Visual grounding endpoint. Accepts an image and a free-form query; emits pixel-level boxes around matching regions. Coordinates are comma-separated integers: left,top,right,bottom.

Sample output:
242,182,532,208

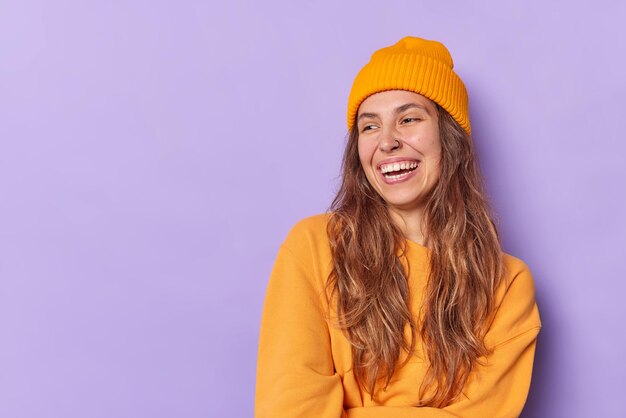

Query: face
356,90,441,214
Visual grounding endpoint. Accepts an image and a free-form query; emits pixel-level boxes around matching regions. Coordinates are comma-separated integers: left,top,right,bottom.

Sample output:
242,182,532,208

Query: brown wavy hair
325,103,504,407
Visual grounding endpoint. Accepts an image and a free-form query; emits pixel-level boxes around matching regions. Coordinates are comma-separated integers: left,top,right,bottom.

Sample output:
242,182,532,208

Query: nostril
380,138,401,151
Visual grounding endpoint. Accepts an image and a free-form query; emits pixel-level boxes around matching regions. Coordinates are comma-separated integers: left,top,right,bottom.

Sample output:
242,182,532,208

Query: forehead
358,90,435,114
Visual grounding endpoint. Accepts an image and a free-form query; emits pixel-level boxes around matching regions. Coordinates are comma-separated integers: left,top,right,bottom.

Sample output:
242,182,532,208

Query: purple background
1,1,624,417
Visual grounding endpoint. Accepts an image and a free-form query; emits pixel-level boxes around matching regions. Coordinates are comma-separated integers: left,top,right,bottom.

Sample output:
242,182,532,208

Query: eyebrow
357,103,430,122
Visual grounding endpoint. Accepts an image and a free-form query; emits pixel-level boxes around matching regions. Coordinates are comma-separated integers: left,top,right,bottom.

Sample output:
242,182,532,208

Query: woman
255,36,541,417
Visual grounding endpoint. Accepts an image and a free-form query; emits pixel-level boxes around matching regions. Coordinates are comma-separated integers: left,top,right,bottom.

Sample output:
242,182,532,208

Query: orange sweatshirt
255,214,541,418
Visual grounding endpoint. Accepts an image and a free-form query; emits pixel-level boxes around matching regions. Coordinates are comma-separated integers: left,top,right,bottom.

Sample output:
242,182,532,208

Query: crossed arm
255,240,541,418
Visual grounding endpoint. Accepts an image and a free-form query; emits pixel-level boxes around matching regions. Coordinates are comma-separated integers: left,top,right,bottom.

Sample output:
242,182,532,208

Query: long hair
325,104,504,407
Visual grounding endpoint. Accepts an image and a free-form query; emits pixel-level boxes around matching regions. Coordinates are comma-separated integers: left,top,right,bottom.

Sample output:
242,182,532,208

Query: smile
380,160,418,173
378,160,421,183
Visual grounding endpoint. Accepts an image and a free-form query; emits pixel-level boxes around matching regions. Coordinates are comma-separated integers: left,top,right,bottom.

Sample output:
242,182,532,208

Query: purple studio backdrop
1,1,624,417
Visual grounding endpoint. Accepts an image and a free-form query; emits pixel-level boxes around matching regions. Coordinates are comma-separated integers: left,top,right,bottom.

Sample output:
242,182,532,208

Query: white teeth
380,161,419,174
386,171,410,180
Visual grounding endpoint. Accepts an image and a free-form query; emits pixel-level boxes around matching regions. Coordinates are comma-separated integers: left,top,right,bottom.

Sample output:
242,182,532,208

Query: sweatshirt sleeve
345,257,542,418
255,241,347,418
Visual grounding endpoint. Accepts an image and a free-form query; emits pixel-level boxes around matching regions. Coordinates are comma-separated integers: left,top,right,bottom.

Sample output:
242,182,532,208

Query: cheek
423,127,441,148
420,132,442,159
356,142,367,168
357,140,375,165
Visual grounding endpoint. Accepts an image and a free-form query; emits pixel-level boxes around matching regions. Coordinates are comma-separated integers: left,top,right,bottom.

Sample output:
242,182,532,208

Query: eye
361,124,378,132
401,117,421,124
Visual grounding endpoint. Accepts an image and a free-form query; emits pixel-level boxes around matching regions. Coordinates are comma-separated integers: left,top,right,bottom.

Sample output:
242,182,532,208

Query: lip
377,160,421,185
376,156,421,171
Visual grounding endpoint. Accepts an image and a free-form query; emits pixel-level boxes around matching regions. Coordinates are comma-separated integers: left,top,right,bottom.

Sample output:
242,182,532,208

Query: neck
387,206,426,246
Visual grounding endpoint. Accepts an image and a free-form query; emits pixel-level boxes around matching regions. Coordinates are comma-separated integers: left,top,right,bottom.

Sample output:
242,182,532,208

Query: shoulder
485,252,542,347
278,213,333,268
282,213,332,250
499,253,537,301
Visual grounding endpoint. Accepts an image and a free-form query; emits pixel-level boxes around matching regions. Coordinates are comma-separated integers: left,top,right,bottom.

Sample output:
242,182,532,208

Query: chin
381,191,422,204
383,198,424,212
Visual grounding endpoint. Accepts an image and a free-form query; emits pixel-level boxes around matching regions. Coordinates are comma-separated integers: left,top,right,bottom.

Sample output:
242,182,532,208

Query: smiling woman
255,36,541,418
356,91,442,243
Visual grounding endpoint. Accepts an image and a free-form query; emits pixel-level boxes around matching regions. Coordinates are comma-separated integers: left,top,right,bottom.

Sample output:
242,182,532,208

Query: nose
379,130,401,152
